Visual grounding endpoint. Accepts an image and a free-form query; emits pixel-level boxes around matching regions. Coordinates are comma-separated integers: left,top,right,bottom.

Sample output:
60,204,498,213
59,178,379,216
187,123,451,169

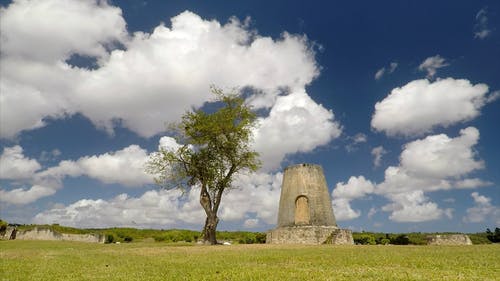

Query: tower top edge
284,163,322,171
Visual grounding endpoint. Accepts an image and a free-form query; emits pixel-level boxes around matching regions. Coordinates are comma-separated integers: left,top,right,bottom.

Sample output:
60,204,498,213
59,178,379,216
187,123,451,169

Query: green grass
1,241,499,280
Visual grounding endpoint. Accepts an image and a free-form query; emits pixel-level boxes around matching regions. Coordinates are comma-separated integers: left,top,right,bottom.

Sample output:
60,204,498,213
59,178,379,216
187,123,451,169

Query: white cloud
400,127,484,179
33,171,283,229
374,62,397,80
371,146,387,168
0,0,127,138
219,172,282,225
1,2,325,139
353,133,367,144
0,185,56,205
0,0,127,62
381,191,447,222
375,128,489,222
333,176,374,200
0,146,41,180
345,133,367,152
35,145,154,188
243,218,260,228
463,192,500,223
474,8,492,39
252,90,342,171
418,55,448,78
371,78,492,137
77,145,153,186
374,68,385,80
0,142,161,205
332,198,361,221
332,176,375,221
33,188,205,228
367,207,377,219
378,127,487,194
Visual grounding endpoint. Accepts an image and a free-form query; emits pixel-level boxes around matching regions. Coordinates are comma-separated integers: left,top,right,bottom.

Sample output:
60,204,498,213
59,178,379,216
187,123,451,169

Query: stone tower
267,163,353,244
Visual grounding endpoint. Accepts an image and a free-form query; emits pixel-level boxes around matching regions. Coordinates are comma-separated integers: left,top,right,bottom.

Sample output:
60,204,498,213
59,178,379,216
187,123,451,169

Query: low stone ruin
426,234,472,245
1,226,105,243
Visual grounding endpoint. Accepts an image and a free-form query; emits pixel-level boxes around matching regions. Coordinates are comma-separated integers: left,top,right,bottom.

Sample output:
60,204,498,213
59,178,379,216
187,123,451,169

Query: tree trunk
199,187,219,245
202,213,219,245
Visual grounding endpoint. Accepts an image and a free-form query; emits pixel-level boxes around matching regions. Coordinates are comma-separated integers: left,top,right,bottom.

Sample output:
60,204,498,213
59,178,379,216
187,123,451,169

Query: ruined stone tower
267,163,353,244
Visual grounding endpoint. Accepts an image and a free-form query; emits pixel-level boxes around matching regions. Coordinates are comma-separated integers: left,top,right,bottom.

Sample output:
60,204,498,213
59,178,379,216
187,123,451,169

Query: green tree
147,87,260,245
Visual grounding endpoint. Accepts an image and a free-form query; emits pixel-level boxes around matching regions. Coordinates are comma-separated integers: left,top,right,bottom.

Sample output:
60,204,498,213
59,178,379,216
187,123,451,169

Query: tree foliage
486,227,500,243
146,87,260,244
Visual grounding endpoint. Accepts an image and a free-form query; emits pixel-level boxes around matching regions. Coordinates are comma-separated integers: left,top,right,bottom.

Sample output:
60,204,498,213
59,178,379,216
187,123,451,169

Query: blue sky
0,0,499,233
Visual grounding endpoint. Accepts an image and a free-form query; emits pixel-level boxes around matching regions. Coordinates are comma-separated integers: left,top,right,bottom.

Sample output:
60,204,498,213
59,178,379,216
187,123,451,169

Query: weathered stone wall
1,227,104,243
267,226,353,245
277,164,336,227
426,234,472,245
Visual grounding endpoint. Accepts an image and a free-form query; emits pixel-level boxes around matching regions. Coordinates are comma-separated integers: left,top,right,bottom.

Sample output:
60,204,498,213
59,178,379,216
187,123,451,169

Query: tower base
266,226,354,245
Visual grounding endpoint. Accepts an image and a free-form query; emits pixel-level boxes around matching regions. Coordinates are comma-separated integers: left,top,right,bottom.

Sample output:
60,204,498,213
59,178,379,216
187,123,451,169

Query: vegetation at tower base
146,87,260,245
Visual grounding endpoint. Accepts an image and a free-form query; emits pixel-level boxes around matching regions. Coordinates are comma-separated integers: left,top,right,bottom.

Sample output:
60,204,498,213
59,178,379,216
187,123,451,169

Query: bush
105,234,115,244
380,238,390,245
469,233,492,244
486,228,500,243
354,233,376,245
0,219,7,235
391,235,410,245
124,236,133,243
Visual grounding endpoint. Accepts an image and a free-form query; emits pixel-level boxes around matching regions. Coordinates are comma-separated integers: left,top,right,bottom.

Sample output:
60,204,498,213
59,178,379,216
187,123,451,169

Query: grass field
1,241,498,281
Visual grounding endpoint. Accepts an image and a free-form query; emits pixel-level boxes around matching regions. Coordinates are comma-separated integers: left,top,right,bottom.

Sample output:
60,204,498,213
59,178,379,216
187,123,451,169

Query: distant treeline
1,220,498,245
352,231,495,245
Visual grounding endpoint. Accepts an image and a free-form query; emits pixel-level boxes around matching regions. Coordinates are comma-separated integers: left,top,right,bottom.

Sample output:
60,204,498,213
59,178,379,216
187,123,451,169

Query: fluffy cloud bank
333,127,490,222
463,192,500,224
0,146,41,180
0,143,158,205
332,176,374,221
0,0,333,140
371,78,494,137
33,171,282,229
253,90,341,170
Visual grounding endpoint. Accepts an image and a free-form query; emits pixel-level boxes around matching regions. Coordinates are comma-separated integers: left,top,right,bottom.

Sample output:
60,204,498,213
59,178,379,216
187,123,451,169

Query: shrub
391,234,410,245
124,236,133,243
486,228,500,243
469,233,492,244
105,234,115,244
0,219,7,235
380,238,390,245
354,233,376,245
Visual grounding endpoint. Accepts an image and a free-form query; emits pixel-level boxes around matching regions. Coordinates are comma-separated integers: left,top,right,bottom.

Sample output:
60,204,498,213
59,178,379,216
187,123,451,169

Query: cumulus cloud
0,0,127,138
378,127,487,194
332,176,375,221
418,55,448,78
371,146,387,168
0,146,41,180
374,62,398,80
0,185,56,205
381,190,452,222
399,127,484,179
474,8,492,39
375,128,489,222
371,78,493,137
336,128,489,222
345,133,367,152
33,188,205,228
0,142,164,205
463,192,500,224
1,1,327,139
252,90,341,171
33,171,283,229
